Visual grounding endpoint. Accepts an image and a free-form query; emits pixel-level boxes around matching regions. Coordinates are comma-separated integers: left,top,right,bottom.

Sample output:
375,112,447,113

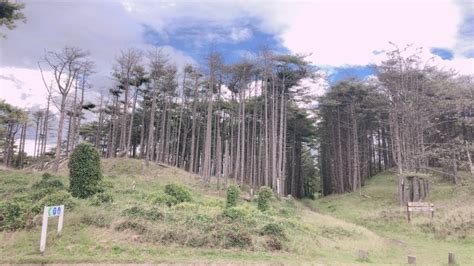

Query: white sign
40,205,64,253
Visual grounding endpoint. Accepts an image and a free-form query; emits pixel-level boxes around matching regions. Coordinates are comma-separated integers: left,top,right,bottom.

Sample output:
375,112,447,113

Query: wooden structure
407,202,434,222
401,175,430,203
407,255,416,264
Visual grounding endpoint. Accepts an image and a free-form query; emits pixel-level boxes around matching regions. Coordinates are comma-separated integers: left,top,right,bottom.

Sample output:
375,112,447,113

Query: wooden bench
407,202,434,222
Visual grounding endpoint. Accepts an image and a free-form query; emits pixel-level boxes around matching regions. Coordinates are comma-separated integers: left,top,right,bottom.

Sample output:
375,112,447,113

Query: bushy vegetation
164,183,192,206
260,223,287,240
226,185,240,208
257,186,273,211
68,143,103,198
32,173,65,190
0,199,32,231
32,190,75,213
89,191,114,206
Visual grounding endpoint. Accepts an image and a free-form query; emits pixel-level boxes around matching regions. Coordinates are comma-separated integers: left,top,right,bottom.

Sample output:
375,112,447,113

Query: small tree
68,142,103,198
226,185,240,208
257,186,273,211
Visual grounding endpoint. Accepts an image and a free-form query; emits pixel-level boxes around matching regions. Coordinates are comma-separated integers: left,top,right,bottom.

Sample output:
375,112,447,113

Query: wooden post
39,207,48,253
407,204,411,222
448,252,455,265
407,255,416,264
357,249,368,261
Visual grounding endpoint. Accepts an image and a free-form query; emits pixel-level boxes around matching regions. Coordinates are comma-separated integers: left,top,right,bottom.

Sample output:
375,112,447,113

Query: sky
0,0,473,154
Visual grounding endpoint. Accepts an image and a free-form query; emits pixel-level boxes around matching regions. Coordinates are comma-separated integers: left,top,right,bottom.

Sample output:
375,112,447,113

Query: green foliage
115,220,148,234
172,202,198,211
31,173,65,191
164,183,192,205
80,213,111,228
226,185,240,208
223,225,253,249
260,223,287,240
0,199,31,231
0,0,26,31
32,191,75,214
89,191,114,206
257,186,273,211
148,191,176,207
68,143,103,199
121,206,163,222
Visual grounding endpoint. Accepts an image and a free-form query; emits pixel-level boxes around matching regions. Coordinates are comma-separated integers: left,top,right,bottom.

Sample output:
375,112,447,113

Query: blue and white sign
40,204,64,253
48,205,62,217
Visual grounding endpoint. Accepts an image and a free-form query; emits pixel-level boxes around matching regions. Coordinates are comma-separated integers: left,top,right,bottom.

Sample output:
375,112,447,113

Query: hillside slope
0,158,472,264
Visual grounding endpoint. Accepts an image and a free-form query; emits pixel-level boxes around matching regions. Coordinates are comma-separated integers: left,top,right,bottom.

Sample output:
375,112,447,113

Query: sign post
40,205,64,253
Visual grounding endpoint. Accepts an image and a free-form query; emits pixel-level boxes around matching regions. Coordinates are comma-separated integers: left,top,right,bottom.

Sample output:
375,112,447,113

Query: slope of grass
305,170,474,265
1,158,472,264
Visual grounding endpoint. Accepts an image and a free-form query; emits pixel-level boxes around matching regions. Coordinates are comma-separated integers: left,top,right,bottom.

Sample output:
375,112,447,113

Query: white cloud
274,0,462,66
230,27,252,42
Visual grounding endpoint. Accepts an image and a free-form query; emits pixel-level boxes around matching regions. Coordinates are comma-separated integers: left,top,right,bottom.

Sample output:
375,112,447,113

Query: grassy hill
0,158,472,264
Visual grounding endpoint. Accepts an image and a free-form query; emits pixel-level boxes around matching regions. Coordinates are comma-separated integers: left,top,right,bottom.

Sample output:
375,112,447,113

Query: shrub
115,220,148,234
148,191,175,207
260,223,287,240
89,191,114,206
164,183,192,205
224,226,253,248
257,186,273,211
172,202,199,211
226,185,240,208
33,191,75,214
0,200,32,231
265,236,283,251
68,143,103,198
32,173,65,191
222,206,249,221
80,213,111,228
121,206,163,222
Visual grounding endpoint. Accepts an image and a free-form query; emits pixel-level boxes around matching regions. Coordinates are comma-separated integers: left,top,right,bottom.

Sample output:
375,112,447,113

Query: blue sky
1,0,473,111
0,0,473,155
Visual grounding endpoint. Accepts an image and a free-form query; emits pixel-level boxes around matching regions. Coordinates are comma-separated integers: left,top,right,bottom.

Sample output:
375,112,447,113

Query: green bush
121,206,163,222
115,220,148,234
68,143,103,198
224,225,253,248
260,223,287,239
148,191,175,207
222,206,248,221
226,185,240,208
80,213,111,228
32,173,65,191
172,202,199,211
89,191,114,206
164,183,192,205
0,200,32,231
257,186,273,211
33,190,75,214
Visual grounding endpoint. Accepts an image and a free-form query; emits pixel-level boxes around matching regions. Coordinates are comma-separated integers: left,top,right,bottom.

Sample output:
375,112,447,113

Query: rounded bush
226,185,240,208
257,186,273,212
68,143,103,198
260,223,287,239
164,183,192,205
32,173,65,191
0,200,31,231
89,191,114,206
33,190,75,213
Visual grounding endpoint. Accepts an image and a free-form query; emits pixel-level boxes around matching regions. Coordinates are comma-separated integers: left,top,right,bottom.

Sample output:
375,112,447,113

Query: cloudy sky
0,0,473,153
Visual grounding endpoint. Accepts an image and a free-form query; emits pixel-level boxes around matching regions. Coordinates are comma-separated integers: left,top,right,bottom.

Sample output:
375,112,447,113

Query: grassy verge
1,158,472,264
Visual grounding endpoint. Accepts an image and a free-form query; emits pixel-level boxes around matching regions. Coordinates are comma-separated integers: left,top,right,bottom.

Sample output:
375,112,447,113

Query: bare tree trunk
53,97,67,172
126,88,138,157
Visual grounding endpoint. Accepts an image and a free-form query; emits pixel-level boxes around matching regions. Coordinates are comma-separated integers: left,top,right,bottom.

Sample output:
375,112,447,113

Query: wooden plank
408,207,434,212
407,202,433,207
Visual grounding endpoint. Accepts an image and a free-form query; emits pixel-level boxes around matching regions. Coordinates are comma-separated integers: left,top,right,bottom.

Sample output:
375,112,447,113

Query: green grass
1,159,473,264
305,170,474,265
